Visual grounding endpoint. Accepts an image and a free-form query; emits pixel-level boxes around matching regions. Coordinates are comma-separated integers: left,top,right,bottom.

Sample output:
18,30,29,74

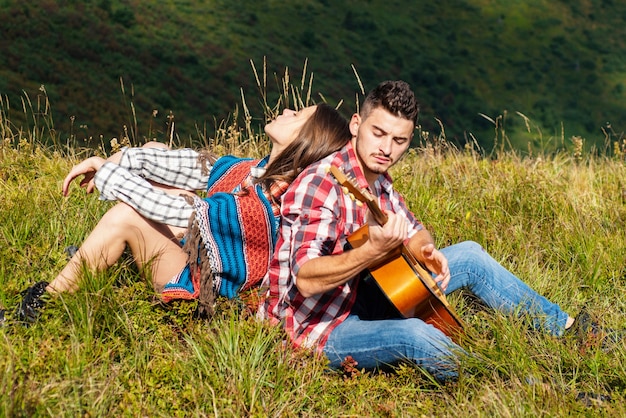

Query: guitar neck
328,166,388,226
364,200,388,226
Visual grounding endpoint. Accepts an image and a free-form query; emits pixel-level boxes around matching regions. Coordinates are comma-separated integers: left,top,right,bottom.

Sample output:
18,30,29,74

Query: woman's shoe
15,281,49,324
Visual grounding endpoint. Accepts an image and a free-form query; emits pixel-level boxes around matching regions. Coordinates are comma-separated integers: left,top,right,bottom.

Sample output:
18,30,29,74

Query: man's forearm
296,241,391,298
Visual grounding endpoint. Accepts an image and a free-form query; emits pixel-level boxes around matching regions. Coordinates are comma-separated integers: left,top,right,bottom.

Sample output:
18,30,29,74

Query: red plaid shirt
259,141,422,352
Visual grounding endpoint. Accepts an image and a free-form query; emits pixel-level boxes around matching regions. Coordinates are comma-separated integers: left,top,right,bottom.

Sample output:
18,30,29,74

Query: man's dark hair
361,80,419,125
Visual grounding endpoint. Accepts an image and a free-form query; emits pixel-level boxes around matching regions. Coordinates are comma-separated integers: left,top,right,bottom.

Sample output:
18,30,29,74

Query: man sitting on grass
259,80,619,382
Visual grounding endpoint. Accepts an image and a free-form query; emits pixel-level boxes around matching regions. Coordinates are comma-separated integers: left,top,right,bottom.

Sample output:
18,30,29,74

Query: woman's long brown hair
257,103,350,193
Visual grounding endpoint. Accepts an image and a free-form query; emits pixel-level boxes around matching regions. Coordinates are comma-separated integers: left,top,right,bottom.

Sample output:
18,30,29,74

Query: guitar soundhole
344,241,401,320
352,272,403,320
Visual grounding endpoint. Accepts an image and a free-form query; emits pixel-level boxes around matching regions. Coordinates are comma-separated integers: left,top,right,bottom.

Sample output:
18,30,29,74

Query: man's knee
457,240,483,253
444,240,485,262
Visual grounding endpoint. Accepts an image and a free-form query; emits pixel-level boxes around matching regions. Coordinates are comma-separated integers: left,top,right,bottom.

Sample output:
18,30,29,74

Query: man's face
350,107,414,182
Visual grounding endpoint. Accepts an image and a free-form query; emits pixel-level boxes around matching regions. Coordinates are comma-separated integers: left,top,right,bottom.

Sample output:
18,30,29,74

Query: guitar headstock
328,166,372,202
329,165,387,225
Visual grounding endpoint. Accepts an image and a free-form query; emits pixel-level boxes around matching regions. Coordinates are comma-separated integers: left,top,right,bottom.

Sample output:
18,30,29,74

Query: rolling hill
1,0,625,151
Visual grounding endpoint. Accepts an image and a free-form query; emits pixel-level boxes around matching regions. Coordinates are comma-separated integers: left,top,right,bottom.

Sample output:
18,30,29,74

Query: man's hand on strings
407,229,451,291
365,209,408,260
420,244,450,291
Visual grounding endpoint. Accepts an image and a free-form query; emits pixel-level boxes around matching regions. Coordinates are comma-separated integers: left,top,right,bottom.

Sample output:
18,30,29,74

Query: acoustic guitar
330,166,464,343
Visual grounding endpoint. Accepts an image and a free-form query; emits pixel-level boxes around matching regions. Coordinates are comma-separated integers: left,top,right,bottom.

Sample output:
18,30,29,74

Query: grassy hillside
1,116,626,415
2,0,626,151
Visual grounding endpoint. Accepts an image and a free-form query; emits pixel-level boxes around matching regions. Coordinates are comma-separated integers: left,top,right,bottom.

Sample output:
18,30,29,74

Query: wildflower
572,135,583,162
110,137,120,153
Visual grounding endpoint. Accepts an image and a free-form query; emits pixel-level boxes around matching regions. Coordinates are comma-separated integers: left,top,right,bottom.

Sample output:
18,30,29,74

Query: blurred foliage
1,0,626,152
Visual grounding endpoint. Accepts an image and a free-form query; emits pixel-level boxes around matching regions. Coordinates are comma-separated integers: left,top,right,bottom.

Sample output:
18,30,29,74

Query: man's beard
365,153,392,175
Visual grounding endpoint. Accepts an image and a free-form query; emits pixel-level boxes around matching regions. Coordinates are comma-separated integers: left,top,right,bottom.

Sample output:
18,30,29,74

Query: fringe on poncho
163,155,278,318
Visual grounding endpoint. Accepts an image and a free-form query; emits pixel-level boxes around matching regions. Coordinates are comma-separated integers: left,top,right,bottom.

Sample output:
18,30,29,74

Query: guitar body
348,225,464,343
328,165,464,343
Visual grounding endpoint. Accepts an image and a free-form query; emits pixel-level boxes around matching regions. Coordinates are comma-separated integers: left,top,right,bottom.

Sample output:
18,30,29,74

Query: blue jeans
323,241,570,381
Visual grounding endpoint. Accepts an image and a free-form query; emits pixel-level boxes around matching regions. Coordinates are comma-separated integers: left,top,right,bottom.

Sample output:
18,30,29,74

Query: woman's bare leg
48,202,188,294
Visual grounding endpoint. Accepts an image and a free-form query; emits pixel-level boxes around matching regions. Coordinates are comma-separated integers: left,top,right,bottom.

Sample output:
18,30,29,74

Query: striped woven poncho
161,155,281,316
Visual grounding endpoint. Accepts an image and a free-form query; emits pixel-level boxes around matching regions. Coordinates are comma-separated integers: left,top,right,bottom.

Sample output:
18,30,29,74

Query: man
259,80,604,382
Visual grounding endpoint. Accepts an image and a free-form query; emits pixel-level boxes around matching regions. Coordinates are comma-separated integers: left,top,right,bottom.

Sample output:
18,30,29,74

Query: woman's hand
62,156,106,196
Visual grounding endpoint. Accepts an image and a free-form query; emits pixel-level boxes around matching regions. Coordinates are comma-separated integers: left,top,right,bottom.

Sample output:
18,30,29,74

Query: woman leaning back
11,103,351,322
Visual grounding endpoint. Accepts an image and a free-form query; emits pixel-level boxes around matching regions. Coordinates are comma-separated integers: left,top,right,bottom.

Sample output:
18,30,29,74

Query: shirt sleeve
118,147,210,191
282,173,343,278
94,162,194,228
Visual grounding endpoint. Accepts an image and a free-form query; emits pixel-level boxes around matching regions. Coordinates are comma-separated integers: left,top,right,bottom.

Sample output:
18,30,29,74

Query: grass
1,83,626,416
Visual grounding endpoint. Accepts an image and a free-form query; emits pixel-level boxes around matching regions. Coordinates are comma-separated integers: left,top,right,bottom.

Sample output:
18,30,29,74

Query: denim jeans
323,241,570,381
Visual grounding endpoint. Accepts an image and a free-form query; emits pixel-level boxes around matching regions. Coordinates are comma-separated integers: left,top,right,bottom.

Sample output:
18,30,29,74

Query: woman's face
264,105,317,151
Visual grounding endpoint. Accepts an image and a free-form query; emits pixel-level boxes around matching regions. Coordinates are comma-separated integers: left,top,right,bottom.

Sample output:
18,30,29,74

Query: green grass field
1,91,626,416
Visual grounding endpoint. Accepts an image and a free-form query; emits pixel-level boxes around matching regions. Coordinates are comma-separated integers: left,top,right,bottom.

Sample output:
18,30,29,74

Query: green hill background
2,0,626,151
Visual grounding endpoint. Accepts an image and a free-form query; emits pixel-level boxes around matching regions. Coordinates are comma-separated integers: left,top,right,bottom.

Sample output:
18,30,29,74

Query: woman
14,104,351,322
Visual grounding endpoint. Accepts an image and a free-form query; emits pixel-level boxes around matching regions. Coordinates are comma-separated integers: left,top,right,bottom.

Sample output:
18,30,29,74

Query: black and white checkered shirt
93,147,211,228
